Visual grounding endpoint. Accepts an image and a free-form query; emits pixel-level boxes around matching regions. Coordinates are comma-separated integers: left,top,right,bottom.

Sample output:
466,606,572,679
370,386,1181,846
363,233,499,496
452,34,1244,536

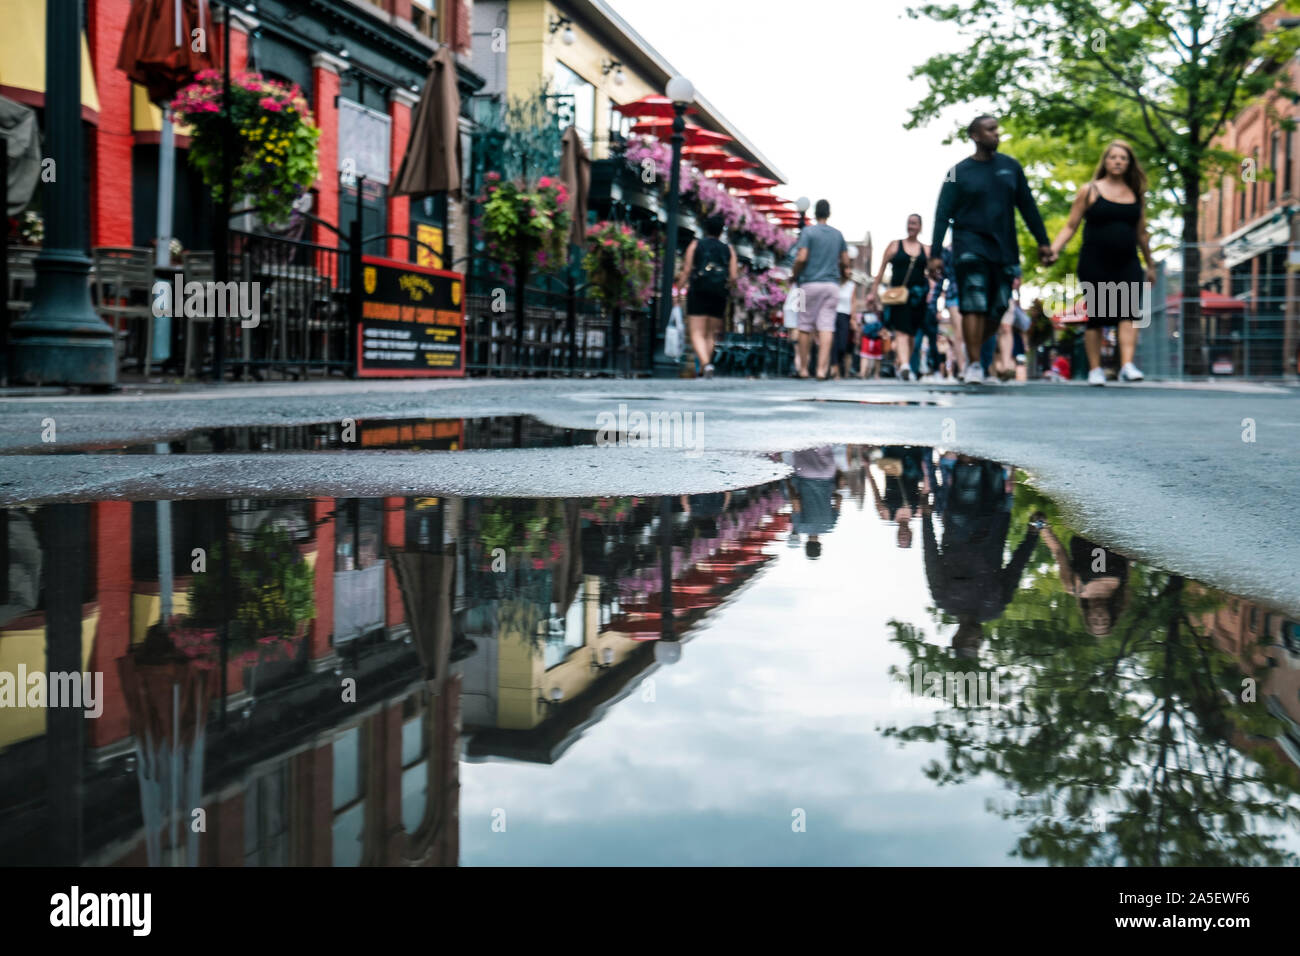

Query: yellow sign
451,280,461,306
416,224,444,269
363,266,377,294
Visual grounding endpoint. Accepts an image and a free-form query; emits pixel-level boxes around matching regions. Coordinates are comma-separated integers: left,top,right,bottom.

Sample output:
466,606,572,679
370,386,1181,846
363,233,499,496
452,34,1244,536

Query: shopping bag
664,305,686,359
782,286,801,329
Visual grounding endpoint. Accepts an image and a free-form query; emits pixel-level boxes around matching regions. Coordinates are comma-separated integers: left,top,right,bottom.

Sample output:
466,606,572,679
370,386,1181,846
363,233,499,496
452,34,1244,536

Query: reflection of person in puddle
921,457,1041,657
1035,513,1129,636
681,491,731,540
786,446,840,558
867,445,932,548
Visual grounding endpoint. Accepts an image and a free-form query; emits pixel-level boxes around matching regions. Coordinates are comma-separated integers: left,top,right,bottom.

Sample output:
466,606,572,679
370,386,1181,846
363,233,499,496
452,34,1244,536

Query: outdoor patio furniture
93,246,155,372
5,245,41,318
181,250,215,378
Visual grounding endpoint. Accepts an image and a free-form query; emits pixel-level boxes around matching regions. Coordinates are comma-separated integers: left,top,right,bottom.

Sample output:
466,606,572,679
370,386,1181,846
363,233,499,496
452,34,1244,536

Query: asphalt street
1,376,1296,613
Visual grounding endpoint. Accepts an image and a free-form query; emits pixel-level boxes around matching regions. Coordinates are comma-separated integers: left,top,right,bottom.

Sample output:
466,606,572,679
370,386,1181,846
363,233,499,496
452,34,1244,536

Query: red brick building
2,0,481,263
1197,4,1300,376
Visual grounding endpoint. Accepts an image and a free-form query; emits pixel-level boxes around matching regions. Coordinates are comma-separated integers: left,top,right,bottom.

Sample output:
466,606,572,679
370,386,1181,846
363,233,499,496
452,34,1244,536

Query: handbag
880,242,920,306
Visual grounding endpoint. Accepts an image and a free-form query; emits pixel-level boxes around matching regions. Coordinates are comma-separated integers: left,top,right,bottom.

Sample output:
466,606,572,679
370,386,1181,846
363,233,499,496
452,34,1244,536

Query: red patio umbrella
615,95,697,119
718,156,757,172
630,120,735,148
681,145,733,169
710,173,778,189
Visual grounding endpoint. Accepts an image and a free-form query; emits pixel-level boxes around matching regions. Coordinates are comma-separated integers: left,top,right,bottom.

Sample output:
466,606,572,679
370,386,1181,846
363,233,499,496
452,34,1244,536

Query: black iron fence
459,254,652,376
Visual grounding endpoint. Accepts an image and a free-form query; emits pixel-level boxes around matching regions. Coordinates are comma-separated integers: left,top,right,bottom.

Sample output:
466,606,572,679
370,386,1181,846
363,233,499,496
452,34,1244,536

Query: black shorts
954,253,1017,321
832,312,852,362
686,288,727,319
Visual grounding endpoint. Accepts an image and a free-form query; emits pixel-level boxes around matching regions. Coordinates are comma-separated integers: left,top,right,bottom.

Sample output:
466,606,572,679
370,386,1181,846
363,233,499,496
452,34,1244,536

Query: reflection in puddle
25,416,595,455
1,446,1298,865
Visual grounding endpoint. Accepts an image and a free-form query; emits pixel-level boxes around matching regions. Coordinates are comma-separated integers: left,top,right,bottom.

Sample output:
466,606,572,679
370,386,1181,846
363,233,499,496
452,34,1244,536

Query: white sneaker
1088,367,1107,386
962,363,985,384
1119,362,1144,382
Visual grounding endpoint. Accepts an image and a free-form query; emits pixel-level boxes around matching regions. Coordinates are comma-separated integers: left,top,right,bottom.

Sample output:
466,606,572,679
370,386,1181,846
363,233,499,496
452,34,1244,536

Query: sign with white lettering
356,255,464,378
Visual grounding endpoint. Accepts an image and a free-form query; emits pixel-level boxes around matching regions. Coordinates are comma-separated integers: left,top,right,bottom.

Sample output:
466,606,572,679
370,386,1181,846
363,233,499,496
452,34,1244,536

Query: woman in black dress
869,214,930,381
1050,140,1156,385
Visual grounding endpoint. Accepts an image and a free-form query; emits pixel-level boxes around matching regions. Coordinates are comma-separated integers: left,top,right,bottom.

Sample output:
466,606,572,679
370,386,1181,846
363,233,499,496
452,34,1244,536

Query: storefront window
554,62,595,150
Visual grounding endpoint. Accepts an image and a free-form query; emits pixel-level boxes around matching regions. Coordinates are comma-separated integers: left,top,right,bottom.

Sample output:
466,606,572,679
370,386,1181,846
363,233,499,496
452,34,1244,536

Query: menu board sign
356,255,465,377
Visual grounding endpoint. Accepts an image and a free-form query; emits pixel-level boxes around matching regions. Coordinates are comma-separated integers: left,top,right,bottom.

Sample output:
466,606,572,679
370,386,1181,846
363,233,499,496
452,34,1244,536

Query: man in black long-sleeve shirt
929,115,1055,384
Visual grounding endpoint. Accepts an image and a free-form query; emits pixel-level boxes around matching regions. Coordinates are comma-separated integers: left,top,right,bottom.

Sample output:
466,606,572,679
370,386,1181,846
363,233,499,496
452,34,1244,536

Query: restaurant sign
356,256,465,377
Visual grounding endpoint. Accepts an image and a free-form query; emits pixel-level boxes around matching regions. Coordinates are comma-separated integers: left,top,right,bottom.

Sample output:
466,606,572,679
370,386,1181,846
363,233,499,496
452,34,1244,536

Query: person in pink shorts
791,199,851,379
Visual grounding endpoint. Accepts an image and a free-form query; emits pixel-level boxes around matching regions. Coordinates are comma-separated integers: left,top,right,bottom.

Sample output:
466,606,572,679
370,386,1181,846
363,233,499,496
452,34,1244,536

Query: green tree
886,487,1300,864
907,0,1300,373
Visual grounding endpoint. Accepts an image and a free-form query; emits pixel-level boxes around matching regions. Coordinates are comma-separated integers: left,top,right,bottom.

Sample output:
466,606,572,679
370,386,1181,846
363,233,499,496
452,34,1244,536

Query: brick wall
87,0,134,246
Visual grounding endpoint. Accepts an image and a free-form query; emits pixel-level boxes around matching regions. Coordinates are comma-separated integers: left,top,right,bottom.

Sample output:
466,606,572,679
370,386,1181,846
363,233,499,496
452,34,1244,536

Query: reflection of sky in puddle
461,499,1031,865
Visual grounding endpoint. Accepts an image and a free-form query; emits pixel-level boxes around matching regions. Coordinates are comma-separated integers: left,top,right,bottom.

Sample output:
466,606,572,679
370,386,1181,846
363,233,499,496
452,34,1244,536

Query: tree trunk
1181,169,1206,377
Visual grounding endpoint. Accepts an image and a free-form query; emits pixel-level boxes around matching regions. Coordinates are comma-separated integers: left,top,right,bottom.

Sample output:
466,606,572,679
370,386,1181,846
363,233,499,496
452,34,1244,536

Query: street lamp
655,75,694,375
9,0,116,386
795,196,811,232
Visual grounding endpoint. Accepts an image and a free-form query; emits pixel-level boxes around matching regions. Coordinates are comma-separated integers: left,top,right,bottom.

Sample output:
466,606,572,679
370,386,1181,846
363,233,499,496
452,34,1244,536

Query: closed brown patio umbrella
393,46,463,201
116,0,222,104
559,125,589,246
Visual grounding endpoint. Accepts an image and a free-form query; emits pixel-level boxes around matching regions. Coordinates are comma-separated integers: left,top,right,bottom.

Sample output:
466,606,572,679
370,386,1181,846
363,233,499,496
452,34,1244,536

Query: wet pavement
3,377,1298,616
2,440,1298,866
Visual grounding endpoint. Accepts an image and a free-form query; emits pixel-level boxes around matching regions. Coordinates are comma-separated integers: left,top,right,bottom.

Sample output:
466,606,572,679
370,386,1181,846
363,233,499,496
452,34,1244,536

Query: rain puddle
1,446,1298,866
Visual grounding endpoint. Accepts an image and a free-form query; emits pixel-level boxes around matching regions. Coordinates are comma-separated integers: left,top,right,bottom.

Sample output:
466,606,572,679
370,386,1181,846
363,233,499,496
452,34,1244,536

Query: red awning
709,172,778,189
1166,290,1244,312
615,95,696,119
1052,289,1243,325
681,145,732,169
629,119,735,148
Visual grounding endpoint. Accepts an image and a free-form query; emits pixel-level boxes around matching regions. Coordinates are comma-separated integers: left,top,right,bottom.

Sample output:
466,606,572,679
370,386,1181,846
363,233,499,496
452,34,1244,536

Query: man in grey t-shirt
791,199,850,379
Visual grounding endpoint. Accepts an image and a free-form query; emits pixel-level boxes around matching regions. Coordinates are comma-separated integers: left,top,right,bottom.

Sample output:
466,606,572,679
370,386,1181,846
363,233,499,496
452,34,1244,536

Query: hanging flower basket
170,69,320,226
184,524,315,666
582,221,656,310
477,173,572,277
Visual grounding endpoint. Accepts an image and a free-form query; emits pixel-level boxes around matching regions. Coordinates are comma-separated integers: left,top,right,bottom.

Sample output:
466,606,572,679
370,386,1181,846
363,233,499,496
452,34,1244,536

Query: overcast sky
608,0,976,263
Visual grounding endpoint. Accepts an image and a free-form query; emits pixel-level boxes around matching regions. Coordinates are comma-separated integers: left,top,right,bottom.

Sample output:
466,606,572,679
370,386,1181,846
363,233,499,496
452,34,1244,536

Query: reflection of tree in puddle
885,477,1300,866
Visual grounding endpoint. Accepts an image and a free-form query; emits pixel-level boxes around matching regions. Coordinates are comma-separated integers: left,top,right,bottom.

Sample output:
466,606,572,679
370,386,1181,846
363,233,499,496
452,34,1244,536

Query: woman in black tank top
869,214,929,380
1049,140,1156,385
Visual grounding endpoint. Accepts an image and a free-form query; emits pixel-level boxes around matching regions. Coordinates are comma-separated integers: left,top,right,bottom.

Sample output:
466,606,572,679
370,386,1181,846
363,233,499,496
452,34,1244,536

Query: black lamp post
654,75,694,376
9,0,116,386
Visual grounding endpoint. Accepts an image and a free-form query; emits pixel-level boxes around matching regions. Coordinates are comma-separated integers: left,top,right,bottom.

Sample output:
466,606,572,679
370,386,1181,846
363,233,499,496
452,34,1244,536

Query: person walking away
832,275,858,378
870,214,929,381
677,213,737,378
937,244,965,376
912,258,943,380
1048,140,1155,385
791,199,851,380
930,115,1055,384
859,321,884,378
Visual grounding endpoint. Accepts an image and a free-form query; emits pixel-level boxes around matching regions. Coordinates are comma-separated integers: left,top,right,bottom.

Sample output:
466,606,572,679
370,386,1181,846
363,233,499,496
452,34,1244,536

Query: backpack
692,239,730,297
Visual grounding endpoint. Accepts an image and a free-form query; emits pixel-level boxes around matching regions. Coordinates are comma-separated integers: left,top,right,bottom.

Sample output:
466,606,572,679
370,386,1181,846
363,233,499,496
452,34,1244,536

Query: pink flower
486,171,501,182
260,97,282,112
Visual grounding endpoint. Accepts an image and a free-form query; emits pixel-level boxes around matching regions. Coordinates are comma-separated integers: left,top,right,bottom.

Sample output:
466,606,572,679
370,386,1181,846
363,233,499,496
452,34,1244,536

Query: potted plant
583,221,656,310
170,69,320,226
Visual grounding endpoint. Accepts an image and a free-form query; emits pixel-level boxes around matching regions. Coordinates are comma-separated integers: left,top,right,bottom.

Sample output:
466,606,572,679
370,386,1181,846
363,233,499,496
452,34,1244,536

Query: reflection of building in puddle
460,487,787,764
1196,591,1300,771
0,495,464,866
